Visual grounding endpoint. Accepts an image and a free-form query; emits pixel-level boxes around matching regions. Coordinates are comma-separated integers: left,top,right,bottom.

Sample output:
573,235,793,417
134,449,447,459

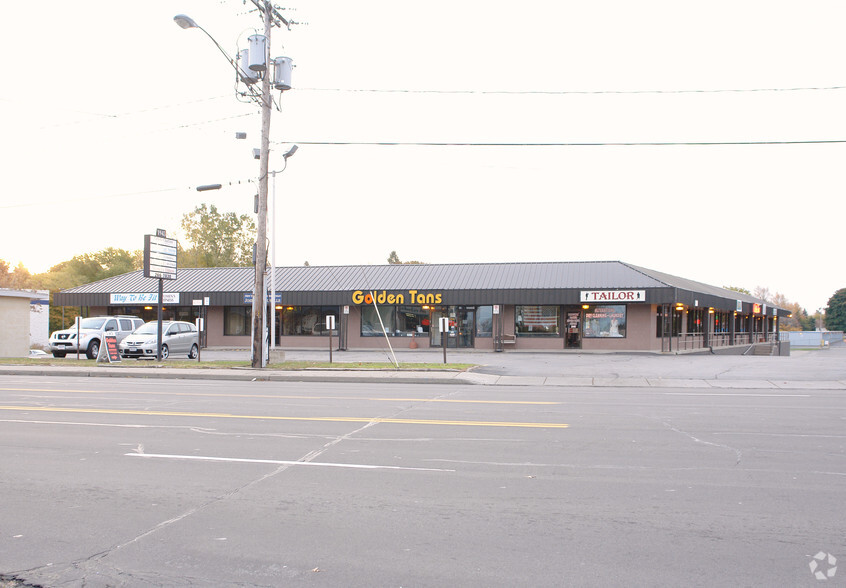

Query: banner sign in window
583,305,626,338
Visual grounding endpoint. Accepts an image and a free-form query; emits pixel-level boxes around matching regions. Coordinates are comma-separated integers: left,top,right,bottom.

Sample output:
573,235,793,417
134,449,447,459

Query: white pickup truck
49,315,144,359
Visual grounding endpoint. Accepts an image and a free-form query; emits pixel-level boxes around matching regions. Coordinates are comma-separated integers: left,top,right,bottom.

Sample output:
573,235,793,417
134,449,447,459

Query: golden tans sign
352,290,443,305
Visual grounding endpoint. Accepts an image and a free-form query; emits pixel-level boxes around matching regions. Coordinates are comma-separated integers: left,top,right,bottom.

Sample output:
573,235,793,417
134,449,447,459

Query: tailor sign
580,290,646,303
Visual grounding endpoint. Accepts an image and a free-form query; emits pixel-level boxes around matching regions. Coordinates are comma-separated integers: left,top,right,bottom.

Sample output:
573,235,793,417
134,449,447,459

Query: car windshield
78,318,107,329
134,322,169,335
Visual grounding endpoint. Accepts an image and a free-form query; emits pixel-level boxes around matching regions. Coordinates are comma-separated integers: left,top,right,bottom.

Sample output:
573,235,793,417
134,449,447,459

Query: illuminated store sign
581,290,646,303
352,290,443,305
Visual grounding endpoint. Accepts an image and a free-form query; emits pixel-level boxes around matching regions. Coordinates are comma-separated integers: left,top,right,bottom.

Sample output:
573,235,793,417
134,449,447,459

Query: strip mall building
54,261,787,353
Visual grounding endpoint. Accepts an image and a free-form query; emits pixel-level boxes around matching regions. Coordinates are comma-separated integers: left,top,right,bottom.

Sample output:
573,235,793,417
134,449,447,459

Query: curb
1,366,845,390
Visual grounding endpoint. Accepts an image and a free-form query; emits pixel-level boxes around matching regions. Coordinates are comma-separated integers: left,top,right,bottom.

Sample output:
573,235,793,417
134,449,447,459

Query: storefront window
714,311,730,333
360,305,431,336
656,306,683,337
687,309,705,334
476,306,493,337
224,306,250,336
583,305,626,338
280,306,339,336
515,305,560,336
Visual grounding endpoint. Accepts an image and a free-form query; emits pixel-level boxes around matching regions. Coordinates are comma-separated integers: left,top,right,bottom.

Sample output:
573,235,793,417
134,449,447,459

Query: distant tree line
2,216,842,334
0,204,254,332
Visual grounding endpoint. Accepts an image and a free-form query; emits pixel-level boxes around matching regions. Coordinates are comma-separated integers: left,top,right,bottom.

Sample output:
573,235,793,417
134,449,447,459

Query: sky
1,1,843,312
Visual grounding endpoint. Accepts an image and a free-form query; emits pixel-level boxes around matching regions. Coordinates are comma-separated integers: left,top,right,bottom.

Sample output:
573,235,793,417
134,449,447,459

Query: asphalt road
1,368,845,587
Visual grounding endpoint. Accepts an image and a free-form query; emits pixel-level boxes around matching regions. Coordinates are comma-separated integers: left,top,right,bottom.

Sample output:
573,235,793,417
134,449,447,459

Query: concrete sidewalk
2,345,845,390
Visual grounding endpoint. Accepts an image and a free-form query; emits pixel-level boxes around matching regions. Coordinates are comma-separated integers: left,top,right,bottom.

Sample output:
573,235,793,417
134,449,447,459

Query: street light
172,14,250,85
174,8,294,368
269,144,298,352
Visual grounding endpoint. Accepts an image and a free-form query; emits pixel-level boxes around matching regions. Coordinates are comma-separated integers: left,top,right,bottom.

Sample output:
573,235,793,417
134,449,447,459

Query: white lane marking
126,452,455,472
663,393,811,397
0,418,151,428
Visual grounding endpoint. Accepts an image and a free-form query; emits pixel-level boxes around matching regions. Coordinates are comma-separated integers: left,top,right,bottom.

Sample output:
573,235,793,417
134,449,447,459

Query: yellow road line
0,406,569,429
0,387,558,406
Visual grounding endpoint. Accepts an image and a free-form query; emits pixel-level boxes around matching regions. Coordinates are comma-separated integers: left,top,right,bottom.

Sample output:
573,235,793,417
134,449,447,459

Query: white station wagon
119,321,199,360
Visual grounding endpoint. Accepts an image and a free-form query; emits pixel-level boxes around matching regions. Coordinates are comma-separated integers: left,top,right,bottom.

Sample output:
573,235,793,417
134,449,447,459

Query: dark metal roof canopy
53,261,788,316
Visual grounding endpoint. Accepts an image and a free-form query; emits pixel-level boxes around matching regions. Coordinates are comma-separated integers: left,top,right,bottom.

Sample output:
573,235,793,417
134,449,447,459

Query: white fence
779,331,844,347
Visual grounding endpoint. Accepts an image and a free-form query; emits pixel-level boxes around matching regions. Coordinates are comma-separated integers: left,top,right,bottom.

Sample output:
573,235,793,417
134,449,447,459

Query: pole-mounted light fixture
173,14,198,29
175,8,294,369
283,144,298,160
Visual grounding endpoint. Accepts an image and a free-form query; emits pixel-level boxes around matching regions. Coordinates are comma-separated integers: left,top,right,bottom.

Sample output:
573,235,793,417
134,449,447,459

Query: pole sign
144,234,178,280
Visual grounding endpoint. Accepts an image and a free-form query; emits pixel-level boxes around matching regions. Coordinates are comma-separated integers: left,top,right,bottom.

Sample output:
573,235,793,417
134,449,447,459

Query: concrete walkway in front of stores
2,344,845,390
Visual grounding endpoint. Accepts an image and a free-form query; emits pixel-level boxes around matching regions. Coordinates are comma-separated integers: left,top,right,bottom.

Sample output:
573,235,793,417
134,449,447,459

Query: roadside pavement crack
661,420,743,466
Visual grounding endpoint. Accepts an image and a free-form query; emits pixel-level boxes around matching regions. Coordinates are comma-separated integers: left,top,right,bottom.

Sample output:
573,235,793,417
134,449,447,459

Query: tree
0,260,33,289
825,288,846,332
179,204,256,268
31,248,143,333
724,285,751,295
798,308,816,331
777,301,812,331
753,286,772,303
387,251,424,265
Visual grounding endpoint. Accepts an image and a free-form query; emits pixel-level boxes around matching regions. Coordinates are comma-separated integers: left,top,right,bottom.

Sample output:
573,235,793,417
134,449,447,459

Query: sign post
439,316,449,364
192,298,207,363
326,315,336,363
144,229,178,361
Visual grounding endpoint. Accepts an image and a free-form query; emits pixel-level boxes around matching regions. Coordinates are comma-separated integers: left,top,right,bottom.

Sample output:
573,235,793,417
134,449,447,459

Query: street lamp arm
173,15,254,86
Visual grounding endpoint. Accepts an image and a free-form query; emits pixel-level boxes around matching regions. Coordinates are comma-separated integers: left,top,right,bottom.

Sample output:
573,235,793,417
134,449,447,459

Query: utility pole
251,1,273,368
175,2,294,369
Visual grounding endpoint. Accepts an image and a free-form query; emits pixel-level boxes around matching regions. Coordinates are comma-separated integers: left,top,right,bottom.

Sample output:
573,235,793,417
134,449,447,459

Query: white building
30,290,50,348
0,289,47,357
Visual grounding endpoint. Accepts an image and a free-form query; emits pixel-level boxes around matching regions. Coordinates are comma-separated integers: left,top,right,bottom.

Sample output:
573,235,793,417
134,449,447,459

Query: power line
275,139,846,147
33,96,238,131
297,84,846,96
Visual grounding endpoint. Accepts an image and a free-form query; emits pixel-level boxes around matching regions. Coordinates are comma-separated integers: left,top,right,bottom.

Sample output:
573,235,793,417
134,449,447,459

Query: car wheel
188,344,199,359
160,344,169,360
86,340,100,360
52,351,66,358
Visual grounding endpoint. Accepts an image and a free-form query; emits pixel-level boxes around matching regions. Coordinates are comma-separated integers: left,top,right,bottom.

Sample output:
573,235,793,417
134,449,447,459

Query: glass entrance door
565,309,582,349
431,306,476,348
